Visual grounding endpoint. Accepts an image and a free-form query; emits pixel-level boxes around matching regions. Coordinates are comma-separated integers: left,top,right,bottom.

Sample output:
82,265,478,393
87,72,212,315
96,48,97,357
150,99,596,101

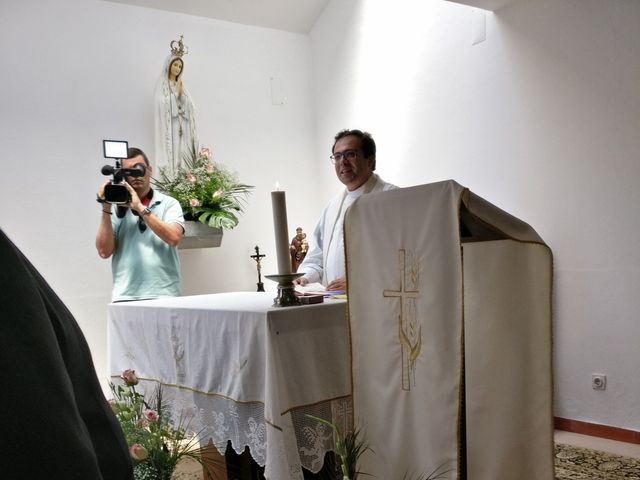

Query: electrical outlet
592,374,606,390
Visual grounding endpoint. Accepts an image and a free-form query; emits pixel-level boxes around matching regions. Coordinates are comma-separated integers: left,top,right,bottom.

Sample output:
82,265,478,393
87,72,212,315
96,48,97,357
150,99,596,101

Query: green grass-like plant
306,414,451,480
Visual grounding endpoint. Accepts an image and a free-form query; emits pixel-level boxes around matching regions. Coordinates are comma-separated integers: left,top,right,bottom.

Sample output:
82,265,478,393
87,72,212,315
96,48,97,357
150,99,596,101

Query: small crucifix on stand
250,246,266,292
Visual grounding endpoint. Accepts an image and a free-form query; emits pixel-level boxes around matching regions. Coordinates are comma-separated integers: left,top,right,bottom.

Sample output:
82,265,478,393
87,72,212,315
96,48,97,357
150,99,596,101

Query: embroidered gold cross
383,249,421,390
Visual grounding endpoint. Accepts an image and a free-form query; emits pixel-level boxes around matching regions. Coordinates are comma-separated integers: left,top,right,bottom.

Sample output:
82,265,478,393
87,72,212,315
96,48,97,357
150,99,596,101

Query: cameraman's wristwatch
140,207,152,217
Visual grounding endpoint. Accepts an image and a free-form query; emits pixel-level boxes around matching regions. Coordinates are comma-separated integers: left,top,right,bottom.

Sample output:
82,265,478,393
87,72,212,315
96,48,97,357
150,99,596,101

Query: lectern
345,180,554,480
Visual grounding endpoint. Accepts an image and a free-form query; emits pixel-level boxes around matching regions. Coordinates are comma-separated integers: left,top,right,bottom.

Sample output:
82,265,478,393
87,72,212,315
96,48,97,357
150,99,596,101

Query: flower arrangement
152,144,253,230
109,369,212,480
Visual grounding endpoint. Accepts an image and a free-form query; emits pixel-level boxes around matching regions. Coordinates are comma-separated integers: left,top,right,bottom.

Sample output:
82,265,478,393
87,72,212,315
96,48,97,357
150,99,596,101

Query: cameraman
96,147,185,302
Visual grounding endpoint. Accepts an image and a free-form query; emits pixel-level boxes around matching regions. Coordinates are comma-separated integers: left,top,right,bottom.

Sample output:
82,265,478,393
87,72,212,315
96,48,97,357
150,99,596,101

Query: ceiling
105,0,330,34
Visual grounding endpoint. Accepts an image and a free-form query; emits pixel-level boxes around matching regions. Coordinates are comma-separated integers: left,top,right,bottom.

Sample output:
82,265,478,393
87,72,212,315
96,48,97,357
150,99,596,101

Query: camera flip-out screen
103,140,128,159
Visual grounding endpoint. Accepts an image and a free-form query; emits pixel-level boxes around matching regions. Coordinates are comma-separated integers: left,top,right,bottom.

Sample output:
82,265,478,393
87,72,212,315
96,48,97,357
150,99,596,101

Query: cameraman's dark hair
126,147,150,166
332,129,376,170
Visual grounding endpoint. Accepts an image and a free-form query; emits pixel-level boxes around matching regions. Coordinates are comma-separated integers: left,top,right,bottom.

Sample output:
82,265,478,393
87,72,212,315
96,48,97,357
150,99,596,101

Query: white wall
311,0,640,430
2,0,638,432
0,0,325,387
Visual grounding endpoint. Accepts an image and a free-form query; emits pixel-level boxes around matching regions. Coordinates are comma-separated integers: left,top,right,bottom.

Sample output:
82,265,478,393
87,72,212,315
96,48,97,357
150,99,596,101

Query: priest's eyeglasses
330,149,359,165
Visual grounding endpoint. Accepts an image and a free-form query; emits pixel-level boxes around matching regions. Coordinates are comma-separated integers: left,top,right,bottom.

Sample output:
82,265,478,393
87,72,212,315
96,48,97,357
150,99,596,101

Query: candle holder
265,273,304,307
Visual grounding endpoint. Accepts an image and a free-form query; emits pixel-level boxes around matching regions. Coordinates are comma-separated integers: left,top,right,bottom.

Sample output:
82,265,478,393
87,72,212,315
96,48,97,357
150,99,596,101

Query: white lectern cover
345,180,465,478
345,180,554,480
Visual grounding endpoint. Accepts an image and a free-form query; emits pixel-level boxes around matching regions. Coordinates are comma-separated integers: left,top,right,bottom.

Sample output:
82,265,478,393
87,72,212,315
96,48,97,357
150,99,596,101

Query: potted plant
109,369,220,480
152,144,253,249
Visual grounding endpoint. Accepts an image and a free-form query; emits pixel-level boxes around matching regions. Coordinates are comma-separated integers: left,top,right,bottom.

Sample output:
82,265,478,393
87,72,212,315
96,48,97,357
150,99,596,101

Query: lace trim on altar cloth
133,380,352,475
291,398,353,473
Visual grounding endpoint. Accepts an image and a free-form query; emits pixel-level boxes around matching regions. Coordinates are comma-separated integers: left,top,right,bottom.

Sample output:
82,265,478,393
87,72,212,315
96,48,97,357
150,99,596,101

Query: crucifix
383,249,421,391
250,245,266,292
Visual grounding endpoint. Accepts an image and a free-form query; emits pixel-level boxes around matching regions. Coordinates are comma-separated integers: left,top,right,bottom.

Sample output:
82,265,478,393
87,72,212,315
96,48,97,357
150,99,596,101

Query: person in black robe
0,228,133,479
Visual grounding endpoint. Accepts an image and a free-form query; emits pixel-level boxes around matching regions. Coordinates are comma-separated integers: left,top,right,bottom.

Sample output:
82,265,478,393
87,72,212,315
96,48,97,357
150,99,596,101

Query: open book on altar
294,282,346,297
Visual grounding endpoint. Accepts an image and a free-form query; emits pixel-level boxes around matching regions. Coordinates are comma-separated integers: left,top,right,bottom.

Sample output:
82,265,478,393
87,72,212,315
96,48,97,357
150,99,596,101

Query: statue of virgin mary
154,36,198,175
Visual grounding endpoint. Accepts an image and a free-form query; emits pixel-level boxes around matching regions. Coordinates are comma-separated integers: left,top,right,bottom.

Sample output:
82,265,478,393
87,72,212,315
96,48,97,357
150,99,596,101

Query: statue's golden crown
170,35,188,57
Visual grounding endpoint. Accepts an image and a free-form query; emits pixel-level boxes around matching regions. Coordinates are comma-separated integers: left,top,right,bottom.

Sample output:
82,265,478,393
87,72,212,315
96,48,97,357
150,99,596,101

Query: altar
108,292,351,479
109,182,553,480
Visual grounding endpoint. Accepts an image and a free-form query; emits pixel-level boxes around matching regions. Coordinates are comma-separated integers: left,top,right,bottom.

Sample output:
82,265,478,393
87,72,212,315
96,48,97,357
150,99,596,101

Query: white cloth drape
345,180,554,479
108,292,352,479
463,239,554,479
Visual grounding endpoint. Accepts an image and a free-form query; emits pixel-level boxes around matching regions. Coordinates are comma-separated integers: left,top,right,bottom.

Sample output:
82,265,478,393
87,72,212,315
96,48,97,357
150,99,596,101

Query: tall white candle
271,187,292,274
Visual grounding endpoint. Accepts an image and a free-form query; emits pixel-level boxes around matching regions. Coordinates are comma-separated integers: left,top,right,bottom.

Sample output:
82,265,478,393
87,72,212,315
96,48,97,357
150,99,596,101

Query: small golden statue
289,227,309,272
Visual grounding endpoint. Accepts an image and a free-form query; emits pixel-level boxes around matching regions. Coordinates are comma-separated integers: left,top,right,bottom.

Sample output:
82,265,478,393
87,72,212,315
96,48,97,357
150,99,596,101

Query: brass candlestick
265,273,303,307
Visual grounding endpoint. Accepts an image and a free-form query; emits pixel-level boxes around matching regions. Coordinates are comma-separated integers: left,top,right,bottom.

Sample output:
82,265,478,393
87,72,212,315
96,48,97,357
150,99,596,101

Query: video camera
100,140,146,204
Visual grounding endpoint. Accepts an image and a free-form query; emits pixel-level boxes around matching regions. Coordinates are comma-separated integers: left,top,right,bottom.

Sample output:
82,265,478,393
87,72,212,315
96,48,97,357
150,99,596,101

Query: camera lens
104,183,131,204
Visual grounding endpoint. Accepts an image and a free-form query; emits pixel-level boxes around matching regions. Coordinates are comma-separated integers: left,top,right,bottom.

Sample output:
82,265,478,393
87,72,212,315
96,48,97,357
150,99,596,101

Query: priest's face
333,135,375,191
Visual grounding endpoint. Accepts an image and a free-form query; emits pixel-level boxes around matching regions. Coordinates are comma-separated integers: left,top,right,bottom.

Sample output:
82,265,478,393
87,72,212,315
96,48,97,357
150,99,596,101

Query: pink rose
121,369,139,386
129,443,149,461
200,147,212,159
144,409,159,422
186,173,196,183
205,163,215,173
189,198,200,207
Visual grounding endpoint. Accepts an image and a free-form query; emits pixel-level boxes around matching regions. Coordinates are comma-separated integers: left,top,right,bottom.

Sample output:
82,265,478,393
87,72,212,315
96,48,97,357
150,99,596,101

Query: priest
295,129,397,290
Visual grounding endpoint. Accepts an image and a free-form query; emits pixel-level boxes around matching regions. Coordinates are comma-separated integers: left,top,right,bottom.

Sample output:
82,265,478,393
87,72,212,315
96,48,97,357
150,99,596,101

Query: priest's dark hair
333,129,377,170
126,147,150,166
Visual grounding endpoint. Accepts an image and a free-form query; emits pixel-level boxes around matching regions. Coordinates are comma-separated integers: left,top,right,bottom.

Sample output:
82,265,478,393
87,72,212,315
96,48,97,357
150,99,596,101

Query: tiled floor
555,430,640,459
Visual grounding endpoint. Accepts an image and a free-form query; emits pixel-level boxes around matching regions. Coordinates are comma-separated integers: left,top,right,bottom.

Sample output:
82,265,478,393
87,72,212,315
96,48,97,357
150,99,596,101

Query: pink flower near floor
130,443,149,461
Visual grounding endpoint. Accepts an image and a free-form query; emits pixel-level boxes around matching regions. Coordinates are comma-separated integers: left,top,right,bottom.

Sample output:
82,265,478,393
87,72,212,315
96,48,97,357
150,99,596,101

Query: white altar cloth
108,292,350,479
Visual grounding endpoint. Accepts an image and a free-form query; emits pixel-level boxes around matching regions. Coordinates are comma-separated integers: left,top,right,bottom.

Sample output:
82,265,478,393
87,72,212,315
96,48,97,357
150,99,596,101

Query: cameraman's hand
97,180,110,201
96,180,115,259
123,182,143,212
